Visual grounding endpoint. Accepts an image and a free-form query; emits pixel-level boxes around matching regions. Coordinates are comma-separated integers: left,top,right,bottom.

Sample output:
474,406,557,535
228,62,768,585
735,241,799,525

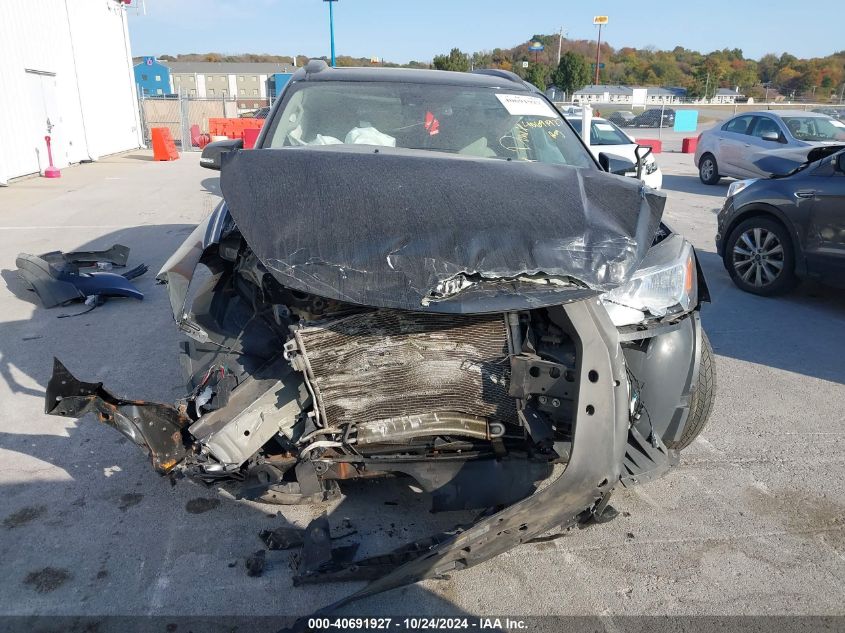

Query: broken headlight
601,235,697,327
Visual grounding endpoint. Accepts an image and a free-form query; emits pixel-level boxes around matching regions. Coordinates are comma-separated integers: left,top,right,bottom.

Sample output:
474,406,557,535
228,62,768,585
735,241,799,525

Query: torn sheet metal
45,358,189,473
220,146,665,313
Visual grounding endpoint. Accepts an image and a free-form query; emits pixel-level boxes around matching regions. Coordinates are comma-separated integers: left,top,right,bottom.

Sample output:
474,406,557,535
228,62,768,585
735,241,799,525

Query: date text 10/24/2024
307,618,529,630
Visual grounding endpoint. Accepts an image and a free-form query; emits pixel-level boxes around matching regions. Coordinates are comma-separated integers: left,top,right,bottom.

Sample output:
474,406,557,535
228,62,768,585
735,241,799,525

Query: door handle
794,191,814,199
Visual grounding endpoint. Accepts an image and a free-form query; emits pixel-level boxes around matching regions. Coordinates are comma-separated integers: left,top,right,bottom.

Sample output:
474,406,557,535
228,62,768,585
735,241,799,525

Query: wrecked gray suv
46,63,714,604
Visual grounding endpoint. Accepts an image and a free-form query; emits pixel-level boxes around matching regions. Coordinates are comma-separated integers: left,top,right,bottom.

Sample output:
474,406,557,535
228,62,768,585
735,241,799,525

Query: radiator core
292,310,516,428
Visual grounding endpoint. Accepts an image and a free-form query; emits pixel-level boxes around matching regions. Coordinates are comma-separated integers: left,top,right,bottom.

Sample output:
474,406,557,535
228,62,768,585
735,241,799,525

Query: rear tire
698,154,721,185
665,332,716,451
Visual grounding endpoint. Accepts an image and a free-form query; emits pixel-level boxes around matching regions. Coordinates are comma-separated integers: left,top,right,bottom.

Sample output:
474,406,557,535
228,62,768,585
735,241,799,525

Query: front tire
698,154,721,185
665,332,716,451
725,217,796,296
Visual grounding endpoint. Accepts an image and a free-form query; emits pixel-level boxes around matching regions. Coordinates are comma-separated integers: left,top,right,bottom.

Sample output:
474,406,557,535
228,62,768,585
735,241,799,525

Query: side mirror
761,131,781,142
598,152,637,176
200,138,244,171
837,153,845,173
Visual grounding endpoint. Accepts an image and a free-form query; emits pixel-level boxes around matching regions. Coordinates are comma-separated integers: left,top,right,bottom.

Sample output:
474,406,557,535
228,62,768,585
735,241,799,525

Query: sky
127,0,841,63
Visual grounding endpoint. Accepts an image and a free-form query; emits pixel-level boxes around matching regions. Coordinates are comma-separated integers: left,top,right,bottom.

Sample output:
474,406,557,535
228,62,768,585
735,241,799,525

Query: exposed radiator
289,310,516,428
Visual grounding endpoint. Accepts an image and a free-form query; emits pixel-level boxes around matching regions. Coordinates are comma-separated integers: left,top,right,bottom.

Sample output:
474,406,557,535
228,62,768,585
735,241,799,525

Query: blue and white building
134,56,172,96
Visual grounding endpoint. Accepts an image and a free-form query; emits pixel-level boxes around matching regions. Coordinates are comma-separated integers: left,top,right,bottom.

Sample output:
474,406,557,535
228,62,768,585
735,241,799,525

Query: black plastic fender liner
305,298,629,614
44,358,190,474
15,253,144,308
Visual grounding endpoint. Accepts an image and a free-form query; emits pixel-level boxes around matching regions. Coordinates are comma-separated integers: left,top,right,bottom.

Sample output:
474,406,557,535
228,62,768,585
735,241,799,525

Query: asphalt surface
0,149,843,625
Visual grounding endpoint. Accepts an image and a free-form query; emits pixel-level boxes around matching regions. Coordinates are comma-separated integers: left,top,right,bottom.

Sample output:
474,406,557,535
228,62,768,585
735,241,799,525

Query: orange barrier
151,127,179,161
681,137,698,153
635,138,662,154
208,118,264,140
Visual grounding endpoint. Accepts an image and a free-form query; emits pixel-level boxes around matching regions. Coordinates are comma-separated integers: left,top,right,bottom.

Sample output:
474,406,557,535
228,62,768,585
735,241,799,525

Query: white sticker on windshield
496,93,557,117
830,119,845,128
595,123,615,131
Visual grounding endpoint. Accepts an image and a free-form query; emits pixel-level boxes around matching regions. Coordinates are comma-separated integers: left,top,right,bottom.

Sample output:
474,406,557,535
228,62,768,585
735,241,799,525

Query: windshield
782,116,845,142
265,81,594,168
567,118,632,145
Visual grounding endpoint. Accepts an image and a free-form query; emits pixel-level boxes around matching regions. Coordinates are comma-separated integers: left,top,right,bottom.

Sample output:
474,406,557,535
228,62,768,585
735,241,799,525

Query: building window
252,89,258,96
155,75,161,81
141,74,148,81
190,89,196,96
239,88,245,96
253,102,258,107
156,88,163,95
208,88,215,96
238,75,244,82
252,76,258,81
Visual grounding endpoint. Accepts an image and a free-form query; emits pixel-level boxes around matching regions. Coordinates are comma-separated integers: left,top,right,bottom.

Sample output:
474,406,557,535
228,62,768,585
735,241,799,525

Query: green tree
433,48,470,72
551,51,590,98
527,63,548,91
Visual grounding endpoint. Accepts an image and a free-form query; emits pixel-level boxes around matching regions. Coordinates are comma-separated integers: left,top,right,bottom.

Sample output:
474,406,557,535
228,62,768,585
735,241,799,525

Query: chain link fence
138,94,241,151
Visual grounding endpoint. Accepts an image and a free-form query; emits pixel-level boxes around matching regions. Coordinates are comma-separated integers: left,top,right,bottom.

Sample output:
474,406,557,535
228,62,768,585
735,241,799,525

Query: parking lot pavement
0,151,843,621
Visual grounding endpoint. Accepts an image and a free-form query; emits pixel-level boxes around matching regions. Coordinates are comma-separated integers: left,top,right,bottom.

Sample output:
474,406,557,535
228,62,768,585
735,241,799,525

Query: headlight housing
727,178,757,198
644,156,659,175
601,235,697,326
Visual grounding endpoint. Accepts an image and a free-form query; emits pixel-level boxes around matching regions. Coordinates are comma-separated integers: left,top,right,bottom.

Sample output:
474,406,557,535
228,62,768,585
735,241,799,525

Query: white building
0,0,143,185
572,85,685,105
712,88,745,104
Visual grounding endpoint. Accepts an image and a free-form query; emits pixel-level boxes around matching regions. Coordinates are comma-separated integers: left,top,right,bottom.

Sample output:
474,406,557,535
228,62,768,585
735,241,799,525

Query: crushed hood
220,146,665,313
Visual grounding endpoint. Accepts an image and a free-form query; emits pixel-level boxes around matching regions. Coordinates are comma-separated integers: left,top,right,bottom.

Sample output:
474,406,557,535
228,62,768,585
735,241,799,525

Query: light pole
592,16,608,85
324,0,338,67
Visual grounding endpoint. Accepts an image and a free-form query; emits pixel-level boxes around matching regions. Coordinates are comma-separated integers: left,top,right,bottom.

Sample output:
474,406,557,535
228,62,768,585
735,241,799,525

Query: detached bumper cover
45,358,189,474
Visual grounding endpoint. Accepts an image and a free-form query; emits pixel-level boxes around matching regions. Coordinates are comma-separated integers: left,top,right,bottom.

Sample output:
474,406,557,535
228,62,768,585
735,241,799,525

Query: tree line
145,38,845,102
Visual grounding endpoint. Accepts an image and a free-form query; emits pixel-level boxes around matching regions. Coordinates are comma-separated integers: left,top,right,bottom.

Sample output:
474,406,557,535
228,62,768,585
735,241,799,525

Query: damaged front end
45,146,708,605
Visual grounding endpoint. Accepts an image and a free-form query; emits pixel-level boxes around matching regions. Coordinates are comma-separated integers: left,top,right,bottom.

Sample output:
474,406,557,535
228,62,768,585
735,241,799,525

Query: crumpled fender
157,201,229,323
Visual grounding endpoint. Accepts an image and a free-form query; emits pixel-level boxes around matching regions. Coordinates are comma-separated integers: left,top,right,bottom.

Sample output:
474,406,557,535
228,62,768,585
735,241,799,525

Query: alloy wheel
701,159,715,181
732,227,785,287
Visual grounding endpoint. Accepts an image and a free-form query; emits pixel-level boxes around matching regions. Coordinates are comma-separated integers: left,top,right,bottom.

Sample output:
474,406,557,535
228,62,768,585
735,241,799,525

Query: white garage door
24,69,67,175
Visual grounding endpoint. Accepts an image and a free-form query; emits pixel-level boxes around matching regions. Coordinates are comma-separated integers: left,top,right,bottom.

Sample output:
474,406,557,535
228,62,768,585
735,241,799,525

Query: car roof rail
471,69,537,92
305,59,329,75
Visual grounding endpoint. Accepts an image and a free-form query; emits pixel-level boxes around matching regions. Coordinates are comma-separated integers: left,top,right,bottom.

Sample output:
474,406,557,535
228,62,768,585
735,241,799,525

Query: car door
803,154,845,283
744,115,788,176
716,115,756,177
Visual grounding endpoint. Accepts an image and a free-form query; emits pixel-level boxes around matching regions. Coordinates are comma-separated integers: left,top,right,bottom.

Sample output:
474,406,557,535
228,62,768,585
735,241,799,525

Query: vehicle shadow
696,249,845,384
662,174,731,197
0,225,481,621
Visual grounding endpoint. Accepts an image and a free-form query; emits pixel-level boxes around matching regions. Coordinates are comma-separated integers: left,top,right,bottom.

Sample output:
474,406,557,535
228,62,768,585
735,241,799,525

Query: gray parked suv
695,110,845,184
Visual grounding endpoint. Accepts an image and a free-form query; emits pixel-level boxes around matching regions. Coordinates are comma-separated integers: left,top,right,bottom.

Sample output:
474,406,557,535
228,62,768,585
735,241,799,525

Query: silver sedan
694,110,845,184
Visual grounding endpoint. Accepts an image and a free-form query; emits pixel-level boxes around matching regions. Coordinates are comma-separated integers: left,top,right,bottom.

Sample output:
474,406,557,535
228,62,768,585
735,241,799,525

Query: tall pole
594,23,602,85
326,0,337,67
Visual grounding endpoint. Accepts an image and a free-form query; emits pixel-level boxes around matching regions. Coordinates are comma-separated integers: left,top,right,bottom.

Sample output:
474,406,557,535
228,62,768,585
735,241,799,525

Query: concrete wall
0,0,143,185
